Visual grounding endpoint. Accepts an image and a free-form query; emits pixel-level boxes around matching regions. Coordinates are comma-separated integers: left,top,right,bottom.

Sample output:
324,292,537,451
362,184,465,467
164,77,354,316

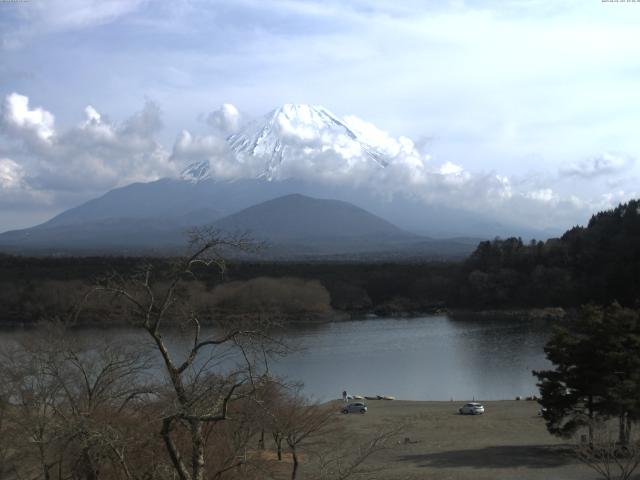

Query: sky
1,0,640,232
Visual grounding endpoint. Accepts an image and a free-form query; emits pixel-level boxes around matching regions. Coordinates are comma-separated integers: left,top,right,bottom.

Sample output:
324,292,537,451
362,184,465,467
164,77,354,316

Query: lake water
270,315,552,401
0,315,551,401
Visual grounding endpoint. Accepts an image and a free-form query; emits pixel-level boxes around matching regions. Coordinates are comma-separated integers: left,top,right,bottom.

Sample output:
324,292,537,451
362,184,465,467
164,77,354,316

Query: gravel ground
331,400,601,480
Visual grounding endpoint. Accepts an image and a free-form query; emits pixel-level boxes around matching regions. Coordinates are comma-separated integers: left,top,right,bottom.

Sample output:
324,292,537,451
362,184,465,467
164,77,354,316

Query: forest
0,199,639,326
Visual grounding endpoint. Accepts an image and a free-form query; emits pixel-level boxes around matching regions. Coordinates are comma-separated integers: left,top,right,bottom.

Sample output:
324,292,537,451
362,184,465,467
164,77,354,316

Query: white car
342,402,367,414
459,402,485,415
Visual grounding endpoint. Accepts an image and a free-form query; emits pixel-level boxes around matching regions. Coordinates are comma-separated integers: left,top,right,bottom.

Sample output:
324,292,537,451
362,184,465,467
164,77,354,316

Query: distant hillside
0,193,480,259
456,199,640,308
33,178,280,229
213,193,410,241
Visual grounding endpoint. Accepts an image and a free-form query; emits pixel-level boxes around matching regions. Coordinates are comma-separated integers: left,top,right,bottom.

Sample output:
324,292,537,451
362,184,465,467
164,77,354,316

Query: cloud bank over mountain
1,92,636,233
0,93,175,219
1,1,640,231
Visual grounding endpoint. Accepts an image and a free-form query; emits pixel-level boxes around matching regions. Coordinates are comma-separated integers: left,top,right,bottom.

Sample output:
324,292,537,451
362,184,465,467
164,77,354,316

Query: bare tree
0,341,61,480
574,421,640,480
310,426,402,480
1,229,395,480
83,229,280,480
0,324,156,480
257,385,398,480
282,396,336,480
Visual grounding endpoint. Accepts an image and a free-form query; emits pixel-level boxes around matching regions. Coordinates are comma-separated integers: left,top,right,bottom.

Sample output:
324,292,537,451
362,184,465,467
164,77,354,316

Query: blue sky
1,0,640,231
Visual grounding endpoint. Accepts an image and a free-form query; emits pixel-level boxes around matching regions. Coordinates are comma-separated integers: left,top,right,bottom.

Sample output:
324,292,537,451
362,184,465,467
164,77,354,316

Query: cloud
171,129,239,179
0,157,51,207
269,109,427,185
525,188,556,203
120,99,163,137
439,161,464,175
12,0,146,34
0,93,175,197
173,130,226,158
206,104,242,134
0,0,148,53
561,152,634,179
173,106,432,186
0,157,26,190
0,93,634,233
170,105,597,230
3,93,55,142
170,102,637,230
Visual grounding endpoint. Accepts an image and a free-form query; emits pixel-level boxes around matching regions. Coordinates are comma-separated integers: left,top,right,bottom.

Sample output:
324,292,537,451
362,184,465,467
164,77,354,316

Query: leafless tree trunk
82,229,278,480
273,432,284,461
281,395,336,480
290,445,300,480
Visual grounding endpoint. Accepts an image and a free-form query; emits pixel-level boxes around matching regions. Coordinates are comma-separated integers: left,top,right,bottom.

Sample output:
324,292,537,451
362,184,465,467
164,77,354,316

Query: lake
0,315,552,402
270,315,552,401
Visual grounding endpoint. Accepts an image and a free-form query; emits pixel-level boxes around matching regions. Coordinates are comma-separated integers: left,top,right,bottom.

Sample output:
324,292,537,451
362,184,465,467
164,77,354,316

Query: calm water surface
0,315,551,401
271,315,551,401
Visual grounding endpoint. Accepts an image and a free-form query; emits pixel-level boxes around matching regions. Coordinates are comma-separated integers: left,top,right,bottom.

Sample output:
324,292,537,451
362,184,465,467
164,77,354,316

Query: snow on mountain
180,159,212,182
180,104,415,182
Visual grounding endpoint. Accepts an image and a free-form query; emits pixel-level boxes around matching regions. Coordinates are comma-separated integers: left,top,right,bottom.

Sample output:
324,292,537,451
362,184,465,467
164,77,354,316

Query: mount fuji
0,104,545,256
181,104,395,183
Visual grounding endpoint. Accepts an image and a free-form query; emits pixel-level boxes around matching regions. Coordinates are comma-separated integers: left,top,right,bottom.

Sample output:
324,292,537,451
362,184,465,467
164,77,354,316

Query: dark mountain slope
213,193,412,241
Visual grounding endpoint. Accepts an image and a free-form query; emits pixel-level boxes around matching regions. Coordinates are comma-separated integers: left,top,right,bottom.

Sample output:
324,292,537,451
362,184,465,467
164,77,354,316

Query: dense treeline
0,256,458,325
1,199,639,325
458,199,640,308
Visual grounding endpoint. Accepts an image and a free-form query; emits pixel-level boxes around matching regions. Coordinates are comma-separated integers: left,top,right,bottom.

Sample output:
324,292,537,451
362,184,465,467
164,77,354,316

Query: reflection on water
271,315,551,401
0,315,552,401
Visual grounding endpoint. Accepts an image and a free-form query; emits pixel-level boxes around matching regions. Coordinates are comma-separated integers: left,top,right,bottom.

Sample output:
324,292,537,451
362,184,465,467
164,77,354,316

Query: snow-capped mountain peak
181,104,403,182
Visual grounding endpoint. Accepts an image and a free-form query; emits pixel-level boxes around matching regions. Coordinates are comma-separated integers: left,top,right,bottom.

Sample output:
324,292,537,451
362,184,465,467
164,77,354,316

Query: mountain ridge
0,193,479,258
0,104,559,251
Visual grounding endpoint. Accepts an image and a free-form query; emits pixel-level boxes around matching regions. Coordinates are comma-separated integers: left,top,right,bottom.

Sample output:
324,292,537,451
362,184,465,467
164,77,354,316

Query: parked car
342,402,367,414
458,402,485,415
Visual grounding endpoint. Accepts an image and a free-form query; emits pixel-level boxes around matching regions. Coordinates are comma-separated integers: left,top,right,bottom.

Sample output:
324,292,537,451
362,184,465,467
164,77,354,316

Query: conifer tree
535,304,640,444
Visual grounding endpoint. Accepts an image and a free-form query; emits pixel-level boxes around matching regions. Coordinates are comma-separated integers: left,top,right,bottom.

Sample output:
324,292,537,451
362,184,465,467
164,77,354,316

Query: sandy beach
330,399,598,480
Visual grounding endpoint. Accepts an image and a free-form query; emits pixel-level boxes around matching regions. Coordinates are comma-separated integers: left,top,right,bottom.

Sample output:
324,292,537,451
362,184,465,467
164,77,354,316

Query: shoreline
0,306,568,329
338,397,542,404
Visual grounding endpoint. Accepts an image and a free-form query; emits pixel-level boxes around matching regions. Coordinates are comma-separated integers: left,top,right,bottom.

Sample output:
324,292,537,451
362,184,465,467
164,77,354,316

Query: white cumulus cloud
206,103,242,134
0,93,176,197
3,93,55,142
525,188,556,203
